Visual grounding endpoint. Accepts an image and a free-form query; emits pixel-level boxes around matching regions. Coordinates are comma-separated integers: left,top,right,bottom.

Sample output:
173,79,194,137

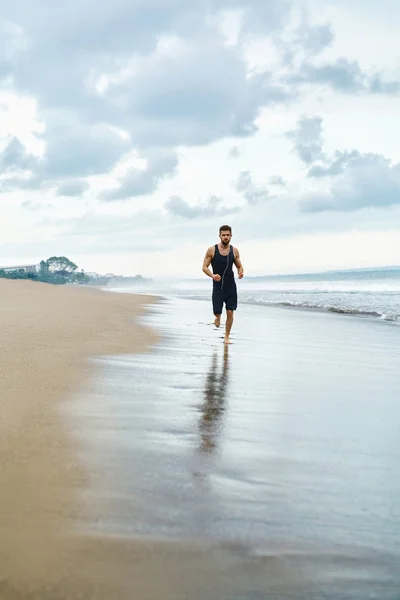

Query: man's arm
234,248,244,279
202,246,219,280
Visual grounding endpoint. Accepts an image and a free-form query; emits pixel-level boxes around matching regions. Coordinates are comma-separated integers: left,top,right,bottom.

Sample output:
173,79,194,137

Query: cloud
56,180,90,197
0,137,36,172
368,75,400,95
307,150,361,178
0,123,131,192
277,20,334,66
35,208,168,255
97,35,289,148
291,58,400,95
286,116,324,165
0,138,42,192
0,1,293,198
21,200,53,211
285,114,400,214
269,175,286,187
275,19,399,98
235,170,270,204
2,0,397,203
300,59,366,92
101,150,178,201
300,153,400,213
3,1,289,134
165,194,239,220
228,146,241,159
0,21,27,72
33,204,223,258
2,0,286,65
39,121,131,179
297,23,334,56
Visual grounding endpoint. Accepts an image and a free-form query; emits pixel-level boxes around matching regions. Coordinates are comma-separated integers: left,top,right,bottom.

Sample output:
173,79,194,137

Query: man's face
219,230,232,246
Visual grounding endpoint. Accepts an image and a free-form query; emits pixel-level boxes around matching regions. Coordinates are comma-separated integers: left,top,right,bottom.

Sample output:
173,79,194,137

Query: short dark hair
219,225,232,234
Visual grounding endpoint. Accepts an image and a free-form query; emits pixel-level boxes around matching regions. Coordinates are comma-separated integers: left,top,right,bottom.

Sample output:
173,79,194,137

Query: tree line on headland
0,256,150,286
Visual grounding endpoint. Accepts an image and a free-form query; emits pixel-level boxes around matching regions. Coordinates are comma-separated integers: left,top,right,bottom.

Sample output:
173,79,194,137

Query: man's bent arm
234,248,244,276
202,247,214,279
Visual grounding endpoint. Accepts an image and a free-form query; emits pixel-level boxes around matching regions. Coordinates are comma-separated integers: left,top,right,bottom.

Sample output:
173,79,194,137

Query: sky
1,0,400,278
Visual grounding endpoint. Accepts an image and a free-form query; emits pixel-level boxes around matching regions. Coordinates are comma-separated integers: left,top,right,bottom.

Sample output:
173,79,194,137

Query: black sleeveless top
211,244,235,289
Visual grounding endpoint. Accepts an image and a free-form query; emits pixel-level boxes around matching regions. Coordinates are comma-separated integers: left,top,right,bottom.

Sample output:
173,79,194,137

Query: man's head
219,225,232,247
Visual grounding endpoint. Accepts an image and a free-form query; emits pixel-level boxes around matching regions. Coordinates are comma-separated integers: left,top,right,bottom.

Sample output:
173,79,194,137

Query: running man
202,225,244,344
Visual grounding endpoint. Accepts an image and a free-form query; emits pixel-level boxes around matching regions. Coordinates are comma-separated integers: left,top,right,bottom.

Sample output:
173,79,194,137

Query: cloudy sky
1,0,400,277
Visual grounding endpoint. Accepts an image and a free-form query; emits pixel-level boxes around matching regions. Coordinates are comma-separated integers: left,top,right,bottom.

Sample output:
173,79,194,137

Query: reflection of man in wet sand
199,346,230,454
202,225,244,345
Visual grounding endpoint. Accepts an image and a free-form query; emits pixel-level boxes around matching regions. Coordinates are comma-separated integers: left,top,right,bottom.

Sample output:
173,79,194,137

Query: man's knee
226,309,234,318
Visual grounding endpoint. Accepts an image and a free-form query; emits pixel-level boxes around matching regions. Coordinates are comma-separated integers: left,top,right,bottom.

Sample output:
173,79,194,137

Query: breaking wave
242,299,400,323
171,292,400,323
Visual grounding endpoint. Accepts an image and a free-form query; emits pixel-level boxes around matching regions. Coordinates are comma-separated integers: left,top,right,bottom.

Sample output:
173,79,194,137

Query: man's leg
212,287,223,328
224,310,234,344
224,285,237,344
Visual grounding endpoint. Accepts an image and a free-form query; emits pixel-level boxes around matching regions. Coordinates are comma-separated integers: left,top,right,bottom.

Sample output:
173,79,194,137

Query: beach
0,279,158,597
1,280,400,599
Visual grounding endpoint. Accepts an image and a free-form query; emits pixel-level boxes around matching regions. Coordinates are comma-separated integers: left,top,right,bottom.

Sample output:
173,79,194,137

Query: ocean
107,266,400,324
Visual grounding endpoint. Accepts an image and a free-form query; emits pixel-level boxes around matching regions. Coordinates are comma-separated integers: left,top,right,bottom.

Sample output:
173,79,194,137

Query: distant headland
0,256,151,286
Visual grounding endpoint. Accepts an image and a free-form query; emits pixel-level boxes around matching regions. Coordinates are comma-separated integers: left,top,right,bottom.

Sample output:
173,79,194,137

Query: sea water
107,267,400,324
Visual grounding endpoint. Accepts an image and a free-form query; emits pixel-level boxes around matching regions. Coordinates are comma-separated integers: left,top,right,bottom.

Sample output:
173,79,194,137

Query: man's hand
213,274,221,282
238,271,244,280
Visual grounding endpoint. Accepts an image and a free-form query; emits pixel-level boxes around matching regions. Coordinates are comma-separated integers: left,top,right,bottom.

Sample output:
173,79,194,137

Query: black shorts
212,283,238,314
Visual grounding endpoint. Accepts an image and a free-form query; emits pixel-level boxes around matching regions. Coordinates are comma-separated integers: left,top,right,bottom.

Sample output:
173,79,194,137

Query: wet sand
0,279,159,598
70,296,400,599
2,280,400,599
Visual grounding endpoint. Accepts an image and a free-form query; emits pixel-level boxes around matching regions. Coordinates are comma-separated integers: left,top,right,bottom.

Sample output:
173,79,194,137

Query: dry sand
0,279,163,598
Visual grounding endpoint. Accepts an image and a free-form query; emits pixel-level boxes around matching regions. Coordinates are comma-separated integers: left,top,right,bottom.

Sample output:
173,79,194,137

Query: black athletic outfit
211,244,238,314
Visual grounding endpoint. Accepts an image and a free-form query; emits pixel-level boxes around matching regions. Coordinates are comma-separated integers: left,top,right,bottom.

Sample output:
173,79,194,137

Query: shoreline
0,279,159,594
120,288,400,326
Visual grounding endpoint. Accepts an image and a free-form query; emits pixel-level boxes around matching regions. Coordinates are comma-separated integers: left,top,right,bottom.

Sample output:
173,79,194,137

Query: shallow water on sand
72,298,400,599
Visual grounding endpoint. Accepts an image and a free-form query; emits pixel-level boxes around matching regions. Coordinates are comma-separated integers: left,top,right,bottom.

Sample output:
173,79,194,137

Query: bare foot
224,337,231,345
214,315,221,328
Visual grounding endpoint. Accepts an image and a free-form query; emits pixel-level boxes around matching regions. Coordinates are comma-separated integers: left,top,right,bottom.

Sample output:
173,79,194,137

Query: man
202,225,244,345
